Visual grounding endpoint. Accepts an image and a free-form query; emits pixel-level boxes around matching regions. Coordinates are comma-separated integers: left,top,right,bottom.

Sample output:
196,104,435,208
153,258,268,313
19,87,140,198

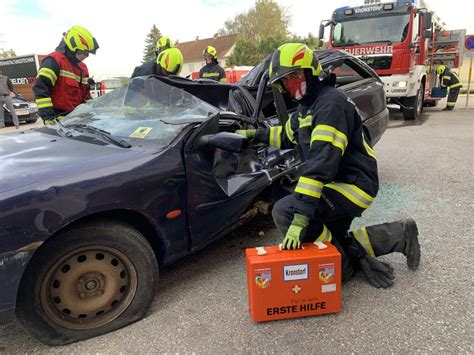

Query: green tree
219,0,289,42
142,25,162,63
0,48,17,59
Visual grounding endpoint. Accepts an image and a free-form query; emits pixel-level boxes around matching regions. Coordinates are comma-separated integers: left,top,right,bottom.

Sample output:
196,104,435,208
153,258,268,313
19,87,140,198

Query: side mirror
318,23,325,48
423,12,432,30
423,29,432,39
198,132,248,153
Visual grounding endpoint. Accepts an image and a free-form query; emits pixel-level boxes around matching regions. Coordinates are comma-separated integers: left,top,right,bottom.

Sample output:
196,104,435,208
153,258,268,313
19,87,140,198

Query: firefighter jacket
199,61,227,82
131,59,157,78
440,68,462,89
255,84,379,218
33,41,91,114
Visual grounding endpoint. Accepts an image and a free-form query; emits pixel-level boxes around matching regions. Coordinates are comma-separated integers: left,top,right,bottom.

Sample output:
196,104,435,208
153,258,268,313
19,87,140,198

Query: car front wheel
16,221,158,345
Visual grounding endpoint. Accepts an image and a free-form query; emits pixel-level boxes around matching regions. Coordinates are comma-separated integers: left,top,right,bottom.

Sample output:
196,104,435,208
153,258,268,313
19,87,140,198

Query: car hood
0,128,147,193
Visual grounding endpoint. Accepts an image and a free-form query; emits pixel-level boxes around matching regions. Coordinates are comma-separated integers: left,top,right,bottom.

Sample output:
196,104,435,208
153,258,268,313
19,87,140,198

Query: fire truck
319,0,465,119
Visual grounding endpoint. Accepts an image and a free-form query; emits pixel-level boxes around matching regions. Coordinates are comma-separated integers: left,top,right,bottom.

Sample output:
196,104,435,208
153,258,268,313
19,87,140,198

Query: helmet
156,36,174,53
64,26,99,54
203,46,217,59
269,43,322,84
157,48,183,75
436,65,446,75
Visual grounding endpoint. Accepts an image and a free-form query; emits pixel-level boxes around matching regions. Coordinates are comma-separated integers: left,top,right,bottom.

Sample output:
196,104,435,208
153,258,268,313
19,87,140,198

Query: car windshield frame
62,76,219,148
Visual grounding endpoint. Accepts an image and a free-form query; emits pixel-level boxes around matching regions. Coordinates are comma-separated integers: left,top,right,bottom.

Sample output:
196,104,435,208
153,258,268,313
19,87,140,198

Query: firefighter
437,65,462,110
236,44,420,288
33,26,98,125
199,46,227,82
131,47,183,78
131,36,174,78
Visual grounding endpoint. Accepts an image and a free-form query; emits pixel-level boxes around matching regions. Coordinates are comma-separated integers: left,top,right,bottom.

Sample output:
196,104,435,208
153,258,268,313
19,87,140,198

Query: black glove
39,107,55,120
358,255,395,288
347,240,395,289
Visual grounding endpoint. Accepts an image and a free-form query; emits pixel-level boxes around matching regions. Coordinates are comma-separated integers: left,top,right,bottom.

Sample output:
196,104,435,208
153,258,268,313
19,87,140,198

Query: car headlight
29,103,37,109
393,81,408,88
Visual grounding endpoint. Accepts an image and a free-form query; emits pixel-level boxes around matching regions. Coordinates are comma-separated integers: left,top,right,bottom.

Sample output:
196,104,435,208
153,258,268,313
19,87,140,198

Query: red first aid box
245,242,341,322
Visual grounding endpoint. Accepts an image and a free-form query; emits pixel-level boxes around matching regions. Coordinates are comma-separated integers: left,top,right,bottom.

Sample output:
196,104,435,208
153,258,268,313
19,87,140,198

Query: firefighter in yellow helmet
236,43,420,288
131,36,175,78
33,26,99,124
199,46,227,82
436,64,462,111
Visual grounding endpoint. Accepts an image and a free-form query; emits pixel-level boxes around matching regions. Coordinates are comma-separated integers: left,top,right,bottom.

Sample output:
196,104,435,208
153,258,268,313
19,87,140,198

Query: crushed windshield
332,14,410,46
63,77,219,147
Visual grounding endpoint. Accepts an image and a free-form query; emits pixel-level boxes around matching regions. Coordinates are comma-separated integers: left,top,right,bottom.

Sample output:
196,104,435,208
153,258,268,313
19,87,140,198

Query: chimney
213,33,218,39
175,39,179,46
195,36,199,41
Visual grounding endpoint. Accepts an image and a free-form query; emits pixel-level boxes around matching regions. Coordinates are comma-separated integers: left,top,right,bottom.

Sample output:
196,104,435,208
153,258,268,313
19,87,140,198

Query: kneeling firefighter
236,43,421,288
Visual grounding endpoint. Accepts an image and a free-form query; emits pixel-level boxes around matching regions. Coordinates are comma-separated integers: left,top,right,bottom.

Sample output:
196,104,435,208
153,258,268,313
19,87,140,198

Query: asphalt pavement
0,101,473,353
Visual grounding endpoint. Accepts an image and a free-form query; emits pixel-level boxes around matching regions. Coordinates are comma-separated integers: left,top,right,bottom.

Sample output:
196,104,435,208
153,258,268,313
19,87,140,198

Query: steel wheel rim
40,245,138,330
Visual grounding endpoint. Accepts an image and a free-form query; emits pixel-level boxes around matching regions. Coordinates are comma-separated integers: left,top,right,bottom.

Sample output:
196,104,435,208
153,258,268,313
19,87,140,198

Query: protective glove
347,242,395,288
282,213,309,250
235,129,256,139
358,255,395,288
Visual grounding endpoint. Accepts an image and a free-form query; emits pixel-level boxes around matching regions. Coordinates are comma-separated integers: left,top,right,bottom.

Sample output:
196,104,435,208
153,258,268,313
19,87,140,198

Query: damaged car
0,50,388,345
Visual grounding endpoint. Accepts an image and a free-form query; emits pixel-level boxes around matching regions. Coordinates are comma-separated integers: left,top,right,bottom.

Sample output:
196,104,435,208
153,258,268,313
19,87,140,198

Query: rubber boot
442,106,454,111
350,218,420,270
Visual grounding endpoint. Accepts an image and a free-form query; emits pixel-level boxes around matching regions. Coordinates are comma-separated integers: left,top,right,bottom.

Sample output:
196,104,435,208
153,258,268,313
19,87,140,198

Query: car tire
16,221,159,345
401,83,424,120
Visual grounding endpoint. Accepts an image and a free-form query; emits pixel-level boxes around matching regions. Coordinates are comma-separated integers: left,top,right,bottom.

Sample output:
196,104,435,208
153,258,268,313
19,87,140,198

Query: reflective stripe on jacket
36,51,90,112
440,68,462,89
255,84,378,217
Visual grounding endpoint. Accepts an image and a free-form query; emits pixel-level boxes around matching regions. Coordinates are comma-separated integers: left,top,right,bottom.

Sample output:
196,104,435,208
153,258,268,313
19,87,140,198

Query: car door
183,113,272,251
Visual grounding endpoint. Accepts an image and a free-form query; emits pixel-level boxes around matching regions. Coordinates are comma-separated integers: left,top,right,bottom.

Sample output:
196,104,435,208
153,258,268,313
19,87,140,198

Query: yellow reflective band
35,97,53,108
59,70,81,83
362,133,376,160
443,75,451,80
219,78,227,82
37,68,58,85
316,225,332,242
269,126,282,148
310,124,348,154
449,83,462,89
298,115,313,128
325,182,374,209
447,102,456,106
285,118,296,143
202,72,220,78
44,119,56,125
295,176,323,198
352,227,375,257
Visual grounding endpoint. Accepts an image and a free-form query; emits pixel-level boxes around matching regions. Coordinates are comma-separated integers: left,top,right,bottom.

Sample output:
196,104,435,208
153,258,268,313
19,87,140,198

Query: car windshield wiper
68,124,131,148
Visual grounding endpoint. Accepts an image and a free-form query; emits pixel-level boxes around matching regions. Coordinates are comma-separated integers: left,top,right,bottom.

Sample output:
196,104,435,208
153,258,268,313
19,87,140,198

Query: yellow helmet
64,26,99,54
269,43,322,84
436,65,446,75
157,48,183,75
156,36,174,53
203,46,217,59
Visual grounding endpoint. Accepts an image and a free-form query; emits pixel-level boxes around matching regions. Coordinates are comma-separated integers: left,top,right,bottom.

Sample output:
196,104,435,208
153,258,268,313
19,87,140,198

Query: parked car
0,50,388,345
2,92,39,125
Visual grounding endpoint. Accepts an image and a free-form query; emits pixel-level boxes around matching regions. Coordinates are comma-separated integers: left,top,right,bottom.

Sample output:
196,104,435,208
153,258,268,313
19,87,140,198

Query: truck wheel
402,83,424,120
16,221,159,345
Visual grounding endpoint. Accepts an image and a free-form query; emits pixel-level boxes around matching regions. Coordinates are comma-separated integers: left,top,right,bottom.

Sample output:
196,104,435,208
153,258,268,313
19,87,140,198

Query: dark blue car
0,50,388,345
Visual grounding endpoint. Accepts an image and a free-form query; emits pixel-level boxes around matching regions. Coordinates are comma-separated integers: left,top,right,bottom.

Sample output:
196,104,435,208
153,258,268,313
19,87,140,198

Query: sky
0,0,473,79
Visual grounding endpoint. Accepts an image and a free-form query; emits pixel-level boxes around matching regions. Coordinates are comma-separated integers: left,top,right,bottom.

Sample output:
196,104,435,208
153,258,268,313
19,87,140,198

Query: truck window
332,14,411,45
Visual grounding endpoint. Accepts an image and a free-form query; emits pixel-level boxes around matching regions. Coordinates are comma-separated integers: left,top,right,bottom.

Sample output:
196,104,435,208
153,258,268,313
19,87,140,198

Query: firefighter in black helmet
131,36,175,78
236,43,421,288
199,46,227,82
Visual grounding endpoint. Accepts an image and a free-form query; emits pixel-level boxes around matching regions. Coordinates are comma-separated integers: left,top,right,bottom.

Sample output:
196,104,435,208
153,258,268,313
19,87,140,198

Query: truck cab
321,0,434,119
